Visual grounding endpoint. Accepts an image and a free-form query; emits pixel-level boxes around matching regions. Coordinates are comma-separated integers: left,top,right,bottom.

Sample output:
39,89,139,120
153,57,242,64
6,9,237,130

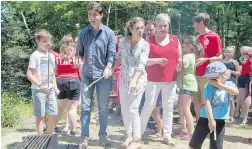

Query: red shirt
115,44,121,73
147,35,179,82
250,59,252,76
55,49,80,79
196,31,222,76
240,59,252,76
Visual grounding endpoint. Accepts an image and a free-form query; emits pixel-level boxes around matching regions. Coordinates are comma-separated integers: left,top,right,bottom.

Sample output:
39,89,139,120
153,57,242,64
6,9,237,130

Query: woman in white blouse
113,17,150,149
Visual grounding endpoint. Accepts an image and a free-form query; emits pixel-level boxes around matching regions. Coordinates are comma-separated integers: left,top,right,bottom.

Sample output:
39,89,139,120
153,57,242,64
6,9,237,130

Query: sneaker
63,126,69,132
181,133,192,141
79,136,88,149
54,126,61,134
70,130,76,136
177,129,187,138
99,134,110,147
121,136,133,148
163,137,175,146
70,130,80,136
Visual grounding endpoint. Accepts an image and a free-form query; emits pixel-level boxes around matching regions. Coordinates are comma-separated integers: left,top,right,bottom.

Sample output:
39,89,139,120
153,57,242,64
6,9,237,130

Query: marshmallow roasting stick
84,75,105,93
46,38,52,131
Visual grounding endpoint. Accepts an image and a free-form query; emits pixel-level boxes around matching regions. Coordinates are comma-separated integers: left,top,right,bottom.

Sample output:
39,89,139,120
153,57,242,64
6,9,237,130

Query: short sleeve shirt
200,81,237,119
28,50,55,89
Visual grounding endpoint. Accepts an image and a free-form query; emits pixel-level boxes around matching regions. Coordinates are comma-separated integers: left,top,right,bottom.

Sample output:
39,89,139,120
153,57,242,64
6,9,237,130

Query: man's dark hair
145,20,155,26
88,1,103,14
194,13,210,26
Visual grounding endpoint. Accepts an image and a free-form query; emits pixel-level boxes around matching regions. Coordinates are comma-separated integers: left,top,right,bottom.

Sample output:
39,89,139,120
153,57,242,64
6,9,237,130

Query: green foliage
1,1,252,97
1,91,32,128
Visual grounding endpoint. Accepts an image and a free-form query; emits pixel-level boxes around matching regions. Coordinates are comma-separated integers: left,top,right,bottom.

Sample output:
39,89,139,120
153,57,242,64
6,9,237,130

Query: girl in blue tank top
222,46,241,122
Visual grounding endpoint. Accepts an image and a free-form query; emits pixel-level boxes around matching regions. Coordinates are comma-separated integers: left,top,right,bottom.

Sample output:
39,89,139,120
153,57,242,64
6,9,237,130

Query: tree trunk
106,4,111,27
235,3,240,58
115,5,118,34
20,12,29,31
217,9,220,34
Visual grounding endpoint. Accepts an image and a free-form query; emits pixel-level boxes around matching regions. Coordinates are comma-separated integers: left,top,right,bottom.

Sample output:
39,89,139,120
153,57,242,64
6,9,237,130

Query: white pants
120,85,144,139
140,81,177,139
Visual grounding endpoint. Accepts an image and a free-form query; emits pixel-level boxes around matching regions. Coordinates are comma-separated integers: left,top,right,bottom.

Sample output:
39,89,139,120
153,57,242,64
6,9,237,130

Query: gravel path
2,112,252,149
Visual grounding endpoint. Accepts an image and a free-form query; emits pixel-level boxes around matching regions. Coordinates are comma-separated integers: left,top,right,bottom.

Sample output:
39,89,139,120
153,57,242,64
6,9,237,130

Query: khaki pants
193,76,208,104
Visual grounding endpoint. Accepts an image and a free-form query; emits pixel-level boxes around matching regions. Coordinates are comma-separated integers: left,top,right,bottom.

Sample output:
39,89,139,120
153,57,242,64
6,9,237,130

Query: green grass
1,90,33,136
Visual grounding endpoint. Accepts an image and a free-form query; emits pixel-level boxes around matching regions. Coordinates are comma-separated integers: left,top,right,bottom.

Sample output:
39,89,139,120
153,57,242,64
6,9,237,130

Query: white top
28,50,55,89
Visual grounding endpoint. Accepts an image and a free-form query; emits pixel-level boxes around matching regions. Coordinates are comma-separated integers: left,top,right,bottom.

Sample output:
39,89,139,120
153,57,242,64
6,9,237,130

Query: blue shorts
177,88,193,96
32,88,58,117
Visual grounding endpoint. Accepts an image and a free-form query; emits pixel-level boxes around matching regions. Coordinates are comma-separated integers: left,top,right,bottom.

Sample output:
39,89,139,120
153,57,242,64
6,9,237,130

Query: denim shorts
177,88,193,96
32,88,58,117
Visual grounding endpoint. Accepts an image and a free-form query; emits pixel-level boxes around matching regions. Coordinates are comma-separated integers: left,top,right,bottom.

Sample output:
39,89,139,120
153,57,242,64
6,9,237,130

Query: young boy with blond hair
27,29,59,135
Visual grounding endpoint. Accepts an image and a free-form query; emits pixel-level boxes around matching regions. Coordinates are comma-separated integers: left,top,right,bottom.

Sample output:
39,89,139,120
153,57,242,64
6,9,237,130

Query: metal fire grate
14,134,53,149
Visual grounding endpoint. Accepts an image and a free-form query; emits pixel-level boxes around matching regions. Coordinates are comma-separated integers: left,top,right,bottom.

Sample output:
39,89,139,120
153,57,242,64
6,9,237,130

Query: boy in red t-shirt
192,13,223,120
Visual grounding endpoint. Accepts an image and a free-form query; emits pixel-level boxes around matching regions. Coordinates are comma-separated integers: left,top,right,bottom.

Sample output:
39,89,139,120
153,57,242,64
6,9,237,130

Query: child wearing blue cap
189,61,239,149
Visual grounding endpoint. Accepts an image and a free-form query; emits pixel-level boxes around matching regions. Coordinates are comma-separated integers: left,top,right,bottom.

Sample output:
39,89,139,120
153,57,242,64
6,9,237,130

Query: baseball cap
204,61,227,78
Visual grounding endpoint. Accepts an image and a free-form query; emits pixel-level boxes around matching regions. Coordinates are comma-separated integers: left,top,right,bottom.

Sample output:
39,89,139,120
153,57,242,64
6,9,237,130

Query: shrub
1,90,31,128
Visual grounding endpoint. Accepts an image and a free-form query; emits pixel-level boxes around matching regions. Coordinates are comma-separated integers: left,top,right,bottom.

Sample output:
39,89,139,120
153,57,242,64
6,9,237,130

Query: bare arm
53,68,58,88
132,71,142,84
249,80,252,95
196,54,223,67
212,82,239,95
205,99,215,123
207,54,223,62
231,60,241,76
27,68,41,86
146,58,160,66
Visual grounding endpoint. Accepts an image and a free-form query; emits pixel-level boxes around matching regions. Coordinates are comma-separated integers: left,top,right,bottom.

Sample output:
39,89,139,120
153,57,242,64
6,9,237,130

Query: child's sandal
239,121,247,127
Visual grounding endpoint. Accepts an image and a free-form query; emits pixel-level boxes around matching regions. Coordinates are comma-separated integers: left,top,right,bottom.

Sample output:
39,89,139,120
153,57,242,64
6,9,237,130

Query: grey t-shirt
28,50,55,89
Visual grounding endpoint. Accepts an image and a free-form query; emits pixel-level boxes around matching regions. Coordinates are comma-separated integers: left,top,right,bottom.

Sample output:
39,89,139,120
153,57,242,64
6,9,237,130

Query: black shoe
54,126,61,134
70,130,80,136
99,134,110,147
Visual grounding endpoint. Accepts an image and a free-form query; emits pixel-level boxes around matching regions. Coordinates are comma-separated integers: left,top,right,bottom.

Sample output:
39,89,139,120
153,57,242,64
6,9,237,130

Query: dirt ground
2,111,252,149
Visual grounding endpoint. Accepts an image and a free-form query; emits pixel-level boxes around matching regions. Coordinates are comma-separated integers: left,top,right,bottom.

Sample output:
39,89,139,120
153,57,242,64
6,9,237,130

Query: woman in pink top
140,13,182,146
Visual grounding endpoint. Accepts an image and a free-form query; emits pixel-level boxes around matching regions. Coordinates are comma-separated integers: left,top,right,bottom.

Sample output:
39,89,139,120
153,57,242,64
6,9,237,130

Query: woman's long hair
59,34,74,60
125,17,145,39
183,36,202,56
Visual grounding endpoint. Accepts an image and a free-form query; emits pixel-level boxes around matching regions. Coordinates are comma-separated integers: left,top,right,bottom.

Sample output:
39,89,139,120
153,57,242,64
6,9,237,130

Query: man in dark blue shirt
76,2,115,148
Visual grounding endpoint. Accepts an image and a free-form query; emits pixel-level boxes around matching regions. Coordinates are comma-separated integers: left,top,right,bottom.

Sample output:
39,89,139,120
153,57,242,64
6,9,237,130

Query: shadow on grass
224,134,252,145
6,142,20,149
16,128,36,133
